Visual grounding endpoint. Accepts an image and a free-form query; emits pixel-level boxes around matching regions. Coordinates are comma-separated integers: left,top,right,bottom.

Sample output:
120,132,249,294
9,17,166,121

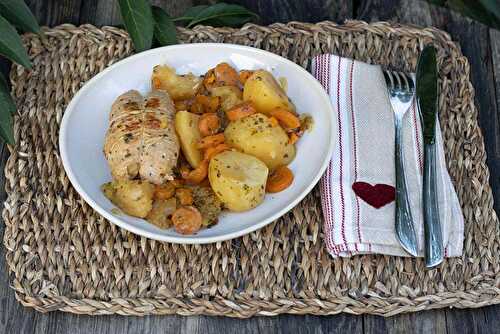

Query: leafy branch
118,1,258,52
0,0,41,144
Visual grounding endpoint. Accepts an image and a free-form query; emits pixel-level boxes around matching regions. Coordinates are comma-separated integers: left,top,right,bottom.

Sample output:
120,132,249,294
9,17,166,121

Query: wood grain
0,1,498,333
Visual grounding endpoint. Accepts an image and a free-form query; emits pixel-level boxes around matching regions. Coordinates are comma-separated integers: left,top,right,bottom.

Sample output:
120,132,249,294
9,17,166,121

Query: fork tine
399,72,409,92
393,72,402,90
383,70,394,90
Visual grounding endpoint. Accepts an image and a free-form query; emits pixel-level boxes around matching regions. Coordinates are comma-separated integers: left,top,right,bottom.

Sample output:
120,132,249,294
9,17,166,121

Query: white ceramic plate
60,43,335,244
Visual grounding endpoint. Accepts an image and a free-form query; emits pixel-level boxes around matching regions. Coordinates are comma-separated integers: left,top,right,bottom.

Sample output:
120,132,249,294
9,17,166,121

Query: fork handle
394,116,418,256
423,142,444,268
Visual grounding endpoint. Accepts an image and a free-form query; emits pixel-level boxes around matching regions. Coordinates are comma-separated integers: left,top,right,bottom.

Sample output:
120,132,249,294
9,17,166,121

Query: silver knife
416,46,444,268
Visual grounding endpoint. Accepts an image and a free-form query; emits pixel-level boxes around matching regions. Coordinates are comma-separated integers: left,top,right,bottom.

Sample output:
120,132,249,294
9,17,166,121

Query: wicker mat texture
2,21,499,317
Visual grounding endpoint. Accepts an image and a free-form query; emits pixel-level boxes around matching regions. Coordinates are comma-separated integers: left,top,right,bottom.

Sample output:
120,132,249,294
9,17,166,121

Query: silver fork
383,70,418,257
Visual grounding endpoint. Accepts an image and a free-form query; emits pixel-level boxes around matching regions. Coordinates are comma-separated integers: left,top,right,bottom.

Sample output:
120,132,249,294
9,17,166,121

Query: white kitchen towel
312,54,464,258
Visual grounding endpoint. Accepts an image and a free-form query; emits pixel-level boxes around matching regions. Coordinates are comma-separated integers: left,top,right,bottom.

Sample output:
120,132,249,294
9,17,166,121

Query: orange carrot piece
154,183,176,200
170,179,185,188
269,107,301,129
204,143,231,160
172,206,202,235
214,62,240,87
197,133,225,149
203,69,217,90
198,113,220,137
239,70,254,84
268,116,279,127
226,102,257,121
288,132,300,145
266,166,294,193
183,159,209,184
176,188,194,206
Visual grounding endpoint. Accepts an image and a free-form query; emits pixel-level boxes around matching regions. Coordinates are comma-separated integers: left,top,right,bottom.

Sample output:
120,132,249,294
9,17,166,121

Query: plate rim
59,43,335,244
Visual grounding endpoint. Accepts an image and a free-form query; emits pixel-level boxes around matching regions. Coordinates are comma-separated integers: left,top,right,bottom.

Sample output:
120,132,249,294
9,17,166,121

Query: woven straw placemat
3,21,499,317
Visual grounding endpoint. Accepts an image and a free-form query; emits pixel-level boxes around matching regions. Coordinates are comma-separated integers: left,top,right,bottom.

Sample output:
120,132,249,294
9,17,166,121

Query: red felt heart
352,182,395,209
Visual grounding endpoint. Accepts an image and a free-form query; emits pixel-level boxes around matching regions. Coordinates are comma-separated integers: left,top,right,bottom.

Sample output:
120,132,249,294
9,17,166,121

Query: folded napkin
311,54,464,258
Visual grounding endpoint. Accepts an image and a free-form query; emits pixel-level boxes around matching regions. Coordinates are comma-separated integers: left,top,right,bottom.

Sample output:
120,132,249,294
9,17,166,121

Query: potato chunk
102,180,155,218
243,70,295,115
209,151,268,212
175,110,203,168
152,65,202,100
209,86,243,111
224,113,295,170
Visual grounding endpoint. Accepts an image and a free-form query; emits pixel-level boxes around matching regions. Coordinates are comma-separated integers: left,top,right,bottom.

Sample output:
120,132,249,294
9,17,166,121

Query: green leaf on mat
186,3,258,28
0,72,14,144
117,0,154,52
0,14,31,69
0,0,40,33
173,5,209,23
152,6,178,46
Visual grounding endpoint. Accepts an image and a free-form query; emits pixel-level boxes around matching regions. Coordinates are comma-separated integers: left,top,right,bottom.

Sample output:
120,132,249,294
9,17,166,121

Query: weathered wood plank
24,0,82,26
491,28,500,132
364,310,447,334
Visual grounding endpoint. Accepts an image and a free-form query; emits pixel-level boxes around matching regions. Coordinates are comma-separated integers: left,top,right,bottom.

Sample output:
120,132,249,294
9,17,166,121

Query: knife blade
416,45,444,268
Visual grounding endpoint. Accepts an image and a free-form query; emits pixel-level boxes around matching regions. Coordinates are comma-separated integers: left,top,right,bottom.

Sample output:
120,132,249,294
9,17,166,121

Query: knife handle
423,143,444,268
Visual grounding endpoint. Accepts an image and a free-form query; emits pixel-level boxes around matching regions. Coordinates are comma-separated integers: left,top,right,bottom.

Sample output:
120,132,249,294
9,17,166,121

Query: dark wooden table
1,1,499,333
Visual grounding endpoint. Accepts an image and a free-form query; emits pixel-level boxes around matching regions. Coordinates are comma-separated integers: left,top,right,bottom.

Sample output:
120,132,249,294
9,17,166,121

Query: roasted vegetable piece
213,62,240,86
102,180,155,218
175,110,203,168
154,182,176,200
224,113,296,170
146,198,177,229
191,185,223,226
269,107,301,129
226,101,257,121
209,86,243,111
204,143,231,160
238,70,254,84
104,90,180,184
209,151,268,212
152,65,202,100
172,206,202,234
266,166,294,193
176,187,194,205
198,113,220,136
243,70,296,115
197,133,225,149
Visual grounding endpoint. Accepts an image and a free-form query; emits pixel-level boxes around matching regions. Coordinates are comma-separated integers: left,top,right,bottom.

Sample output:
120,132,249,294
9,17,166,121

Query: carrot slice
172,206,202,235
269,107,301,129
170,179,185,188
176,188,194,205
239,70,254,84
204,143,231,160
197,133,225,149
154,183,176,200
266,166,294,193
183,159,209,184
214,62,240,87
268,116,279,127
198,113,220,136
288,132,300,145
226,101,257,121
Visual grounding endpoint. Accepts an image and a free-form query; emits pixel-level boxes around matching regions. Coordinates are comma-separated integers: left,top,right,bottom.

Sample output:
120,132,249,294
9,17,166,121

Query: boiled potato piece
102,180,155,218
243,70,296,115
210,86,243,111
152,65,202,100
209,151,268,212
175,110,203,168
224,113,296,170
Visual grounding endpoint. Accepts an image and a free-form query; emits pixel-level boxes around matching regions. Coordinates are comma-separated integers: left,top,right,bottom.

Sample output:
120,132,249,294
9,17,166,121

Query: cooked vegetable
204,143,231,160
224,113,296,170
102,180,155,218
204,63,240,89
243,70,295,115
198,113,220,136
190,95,220,114
210,86,243,111
269,107,300,129
209,151,268,211
152,65,202,100
197,133,225,149
266,166,294,193
191,186,223,226
172,206,202,234
176,187,194,205
226,101,256,121
288,132,300,144
154,182,176,200
183,159,209,184
146,198,177,229
175,110,203,168
239,70,254,85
